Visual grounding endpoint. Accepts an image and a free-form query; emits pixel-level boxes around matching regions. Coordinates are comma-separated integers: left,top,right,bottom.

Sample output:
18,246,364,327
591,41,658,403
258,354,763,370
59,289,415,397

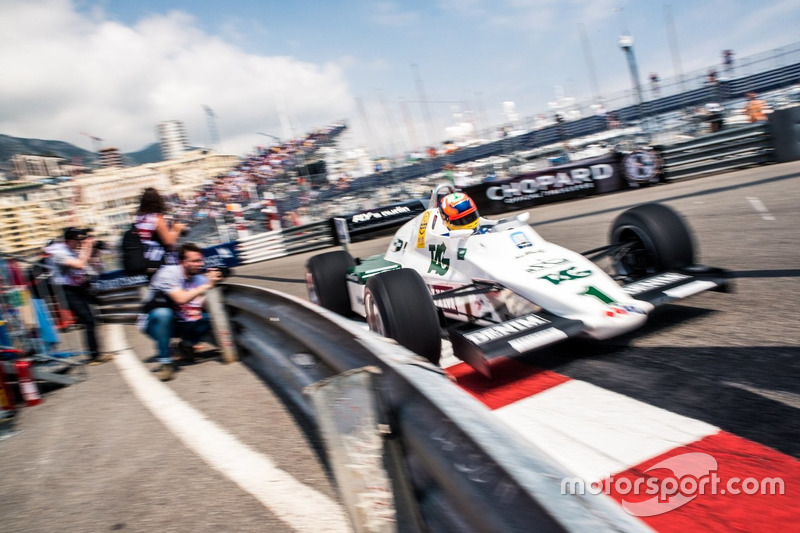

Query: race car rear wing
449,312,585,378
622,266,731,307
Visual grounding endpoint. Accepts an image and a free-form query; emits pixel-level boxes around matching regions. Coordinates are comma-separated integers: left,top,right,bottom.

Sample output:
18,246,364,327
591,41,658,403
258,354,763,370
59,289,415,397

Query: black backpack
121,224,163,276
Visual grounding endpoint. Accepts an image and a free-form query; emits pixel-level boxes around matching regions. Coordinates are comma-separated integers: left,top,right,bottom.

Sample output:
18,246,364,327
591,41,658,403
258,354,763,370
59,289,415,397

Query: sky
1,0,798,159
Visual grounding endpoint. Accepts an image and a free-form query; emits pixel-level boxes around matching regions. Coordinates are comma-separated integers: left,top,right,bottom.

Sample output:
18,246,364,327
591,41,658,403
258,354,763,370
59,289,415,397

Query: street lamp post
618,35,650,140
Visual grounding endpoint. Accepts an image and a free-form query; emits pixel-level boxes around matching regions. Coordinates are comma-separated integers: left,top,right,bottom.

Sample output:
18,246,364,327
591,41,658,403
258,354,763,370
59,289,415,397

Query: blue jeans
144,308,211,364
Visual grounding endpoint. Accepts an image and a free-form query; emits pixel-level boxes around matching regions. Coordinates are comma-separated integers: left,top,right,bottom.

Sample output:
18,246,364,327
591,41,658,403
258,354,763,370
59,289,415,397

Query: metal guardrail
223,282,647,532
237,221,334,264
660,123,775,180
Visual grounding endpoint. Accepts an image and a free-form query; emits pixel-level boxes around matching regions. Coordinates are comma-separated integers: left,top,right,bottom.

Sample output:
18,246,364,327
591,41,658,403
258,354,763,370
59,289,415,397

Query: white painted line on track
114,348,351,533
746,196,776,221
493,380,719,483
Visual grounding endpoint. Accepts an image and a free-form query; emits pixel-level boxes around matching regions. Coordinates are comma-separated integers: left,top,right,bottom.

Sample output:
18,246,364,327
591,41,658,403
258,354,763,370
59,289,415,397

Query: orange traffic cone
15,360,42,407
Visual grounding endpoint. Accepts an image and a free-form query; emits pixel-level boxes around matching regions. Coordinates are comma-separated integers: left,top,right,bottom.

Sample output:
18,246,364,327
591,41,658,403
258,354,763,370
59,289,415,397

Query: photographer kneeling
139,243,222,382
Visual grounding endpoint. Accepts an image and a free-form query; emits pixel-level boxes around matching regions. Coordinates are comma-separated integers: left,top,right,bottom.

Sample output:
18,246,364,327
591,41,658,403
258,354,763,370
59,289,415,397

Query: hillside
0,133,163,172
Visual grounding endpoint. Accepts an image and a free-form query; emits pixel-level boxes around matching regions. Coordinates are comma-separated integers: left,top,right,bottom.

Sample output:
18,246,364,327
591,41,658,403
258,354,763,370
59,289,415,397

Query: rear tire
305,250,355,316
610,203,695,278
364,269,441,365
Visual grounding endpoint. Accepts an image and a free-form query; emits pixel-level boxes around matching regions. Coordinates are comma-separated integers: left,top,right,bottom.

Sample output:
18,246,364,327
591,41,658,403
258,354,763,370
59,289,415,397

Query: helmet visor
448,209,479,229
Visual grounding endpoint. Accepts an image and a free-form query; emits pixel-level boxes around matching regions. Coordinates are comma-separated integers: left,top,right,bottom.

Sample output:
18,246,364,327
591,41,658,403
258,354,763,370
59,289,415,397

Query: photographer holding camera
45,227,109,365
133,187,187,268
139,243,222,382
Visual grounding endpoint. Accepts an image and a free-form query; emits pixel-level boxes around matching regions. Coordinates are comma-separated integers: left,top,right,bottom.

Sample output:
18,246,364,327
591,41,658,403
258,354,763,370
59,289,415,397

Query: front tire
305,250,355,316
610,203,695,278
364,269,441,365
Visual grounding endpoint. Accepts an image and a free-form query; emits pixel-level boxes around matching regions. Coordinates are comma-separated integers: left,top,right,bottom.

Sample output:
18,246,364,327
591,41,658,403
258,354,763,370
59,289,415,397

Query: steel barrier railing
222,282,648,532
660,123,775,180
236,221,334,264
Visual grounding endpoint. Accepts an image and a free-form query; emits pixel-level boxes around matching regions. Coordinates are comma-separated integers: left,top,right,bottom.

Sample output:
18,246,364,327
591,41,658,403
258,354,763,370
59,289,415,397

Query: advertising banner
464,153,628,215
334,199,427,243
93,242,240,291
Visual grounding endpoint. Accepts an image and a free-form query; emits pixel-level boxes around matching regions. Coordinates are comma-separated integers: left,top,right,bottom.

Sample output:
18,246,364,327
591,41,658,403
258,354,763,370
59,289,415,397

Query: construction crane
79,131,103,152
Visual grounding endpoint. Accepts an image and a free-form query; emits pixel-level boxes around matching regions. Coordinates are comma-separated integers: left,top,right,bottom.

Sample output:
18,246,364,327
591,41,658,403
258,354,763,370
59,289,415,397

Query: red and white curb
443,355,800,531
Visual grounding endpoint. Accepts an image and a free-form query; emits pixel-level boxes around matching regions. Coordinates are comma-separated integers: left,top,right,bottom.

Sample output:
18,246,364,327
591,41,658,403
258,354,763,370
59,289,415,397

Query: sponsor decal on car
604,304,647,317
390,238,404,252
525,257,570,273
622,272,691,295
464,313,551,345
510,231,532,248
416,211,431,248
457,247,467,260
514,249,544,259
508,328,568,353
428,243,450,275
539,266,593,285
431,284,459,314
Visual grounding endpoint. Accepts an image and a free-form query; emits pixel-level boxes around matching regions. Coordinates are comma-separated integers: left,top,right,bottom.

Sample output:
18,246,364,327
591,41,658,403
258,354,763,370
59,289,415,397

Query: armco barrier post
206,288,237,363
305,366,399,533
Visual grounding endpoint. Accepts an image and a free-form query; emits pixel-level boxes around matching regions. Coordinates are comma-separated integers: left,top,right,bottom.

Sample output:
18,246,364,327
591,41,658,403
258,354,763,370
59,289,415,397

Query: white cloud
367,1,420,27
0,0,354,155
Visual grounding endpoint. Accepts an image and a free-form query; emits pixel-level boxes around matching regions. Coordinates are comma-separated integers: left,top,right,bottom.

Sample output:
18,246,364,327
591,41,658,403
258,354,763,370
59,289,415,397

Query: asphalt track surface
232,160,800,462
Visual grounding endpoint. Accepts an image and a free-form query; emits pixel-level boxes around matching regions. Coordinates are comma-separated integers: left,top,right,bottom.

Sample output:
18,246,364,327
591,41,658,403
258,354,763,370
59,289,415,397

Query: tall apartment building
98,147,123,168
157,120,189,161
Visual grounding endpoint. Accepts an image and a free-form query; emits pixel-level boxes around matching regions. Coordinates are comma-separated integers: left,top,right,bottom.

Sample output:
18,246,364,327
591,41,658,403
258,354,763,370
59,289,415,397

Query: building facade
0,151,238,257
0,181,79,257
98,147,123,169
157,120,189,161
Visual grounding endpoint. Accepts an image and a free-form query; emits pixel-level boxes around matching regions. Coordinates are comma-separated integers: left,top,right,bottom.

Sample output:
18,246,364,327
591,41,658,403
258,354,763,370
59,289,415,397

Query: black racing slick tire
610,203,695,278
305,250,355,316
364,268,442,365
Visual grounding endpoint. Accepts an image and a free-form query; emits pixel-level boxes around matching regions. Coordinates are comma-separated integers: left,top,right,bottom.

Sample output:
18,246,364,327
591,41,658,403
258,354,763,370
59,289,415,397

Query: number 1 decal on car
580,285,615,304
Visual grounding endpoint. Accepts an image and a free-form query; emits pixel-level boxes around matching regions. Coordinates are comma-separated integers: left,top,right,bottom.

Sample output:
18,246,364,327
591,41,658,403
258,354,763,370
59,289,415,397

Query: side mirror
517,212,530,224
449,229,474,239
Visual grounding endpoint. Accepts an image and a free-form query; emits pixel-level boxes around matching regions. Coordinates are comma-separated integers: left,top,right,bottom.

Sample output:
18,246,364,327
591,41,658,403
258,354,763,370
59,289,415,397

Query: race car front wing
447,267,729,377
622,266,731,307
449,312,585,377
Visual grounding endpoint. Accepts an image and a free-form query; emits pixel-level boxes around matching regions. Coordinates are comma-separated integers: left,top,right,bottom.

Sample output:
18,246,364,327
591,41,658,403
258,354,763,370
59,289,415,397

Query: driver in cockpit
439,192,487,234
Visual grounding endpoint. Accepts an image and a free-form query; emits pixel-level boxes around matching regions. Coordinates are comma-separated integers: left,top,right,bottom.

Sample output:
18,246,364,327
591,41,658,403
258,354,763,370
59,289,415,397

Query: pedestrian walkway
0,325,348,533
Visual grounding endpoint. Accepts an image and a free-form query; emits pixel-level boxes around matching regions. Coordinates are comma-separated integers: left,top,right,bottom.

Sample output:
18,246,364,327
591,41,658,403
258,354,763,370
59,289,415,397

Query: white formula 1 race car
306,184,729,376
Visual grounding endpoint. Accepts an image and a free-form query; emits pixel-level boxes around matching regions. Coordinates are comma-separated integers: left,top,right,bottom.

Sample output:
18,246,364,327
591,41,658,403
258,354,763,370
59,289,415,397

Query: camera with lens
199,265,232,278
